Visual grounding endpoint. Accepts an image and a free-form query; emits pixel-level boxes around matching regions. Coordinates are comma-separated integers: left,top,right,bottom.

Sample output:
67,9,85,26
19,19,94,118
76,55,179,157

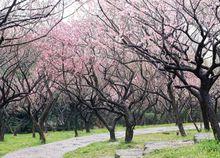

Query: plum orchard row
1,0,220,144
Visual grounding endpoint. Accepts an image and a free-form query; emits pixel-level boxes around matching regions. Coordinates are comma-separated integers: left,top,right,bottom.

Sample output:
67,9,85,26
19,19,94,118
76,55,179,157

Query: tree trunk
85,121,90,133
13,131,17,136
38,129,46,144
74,113,78,137
109,128,116,142
32,124,36,138
189,109,201,132
74,128,78,137
7,124,16,136
74,110,78,137
38,83,56,135
0,122,4,141
124,111,134,143
173,108,186,136
167,80,186,137
125,123,134,143
190,115,201,132
200,101,210,131
201,90,220,141
207,106,220,140
0,109,4,141
37,123,46,144
176,121,186,136
94,110,119,142
32,119,46,144
39,122,45,133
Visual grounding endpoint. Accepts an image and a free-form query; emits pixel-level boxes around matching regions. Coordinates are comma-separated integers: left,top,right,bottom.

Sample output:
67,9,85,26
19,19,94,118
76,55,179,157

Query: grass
0,128,108,157
148,140,220,158
0,123,181,157
64,130,198,158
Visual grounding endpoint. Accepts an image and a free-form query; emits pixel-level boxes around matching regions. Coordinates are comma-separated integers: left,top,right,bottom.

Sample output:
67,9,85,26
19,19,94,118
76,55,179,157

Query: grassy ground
64,130,198,158
0,123,178,157
148,140,220,158
0,128,107,157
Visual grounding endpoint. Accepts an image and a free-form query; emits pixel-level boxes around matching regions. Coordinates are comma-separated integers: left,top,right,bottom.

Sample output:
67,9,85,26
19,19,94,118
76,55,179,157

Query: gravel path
3,125,195,158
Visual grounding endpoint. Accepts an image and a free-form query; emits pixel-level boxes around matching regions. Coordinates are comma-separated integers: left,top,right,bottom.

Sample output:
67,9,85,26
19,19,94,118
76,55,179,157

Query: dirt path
3,125,195,158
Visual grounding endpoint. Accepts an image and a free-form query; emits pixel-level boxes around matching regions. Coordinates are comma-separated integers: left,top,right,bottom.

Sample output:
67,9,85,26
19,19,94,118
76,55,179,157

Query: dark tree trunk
39,122,45,133
167,80,186,137
189,114,201,132
38,130,46,144
37,123,46,144
207,106,220,140
189,105,201,132
0,109,4,141
32,124,36,138
74,114,78,137
193,122,202,133
13,131,17,136
32,118,46,144
201,90,220,141
176,121,186,136
124,111,134,143
173,108,186,136
85,121,90,133
173,106,186,136
37,82,56,138
74,128,78,137
37,101,54,143
125,123,134,143
200,101,210,131
94,110,119,142
109,128,116,142
0,123,4,141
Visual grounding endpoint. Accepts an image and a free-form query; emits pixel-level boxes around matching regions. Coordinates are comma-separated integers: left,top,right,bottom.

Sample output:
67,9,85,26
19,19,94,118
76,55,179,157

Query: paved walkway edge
3,125,195,158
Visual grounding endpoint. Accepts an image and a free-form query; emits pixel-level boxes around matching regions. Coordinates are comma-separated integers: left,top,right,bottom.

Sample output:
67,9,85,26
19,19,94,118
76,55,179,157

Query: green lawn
0,128,108,157
64,130,198,158
0,123,181,157
148,140,220,158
